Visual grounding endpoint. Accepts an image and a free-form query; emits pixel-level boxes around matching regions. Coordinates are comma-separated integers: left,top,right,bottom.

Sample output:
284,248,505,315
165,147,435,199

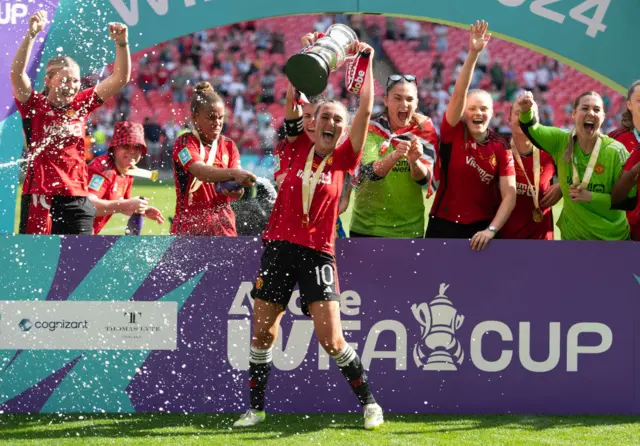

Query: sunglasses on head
386,74,417,90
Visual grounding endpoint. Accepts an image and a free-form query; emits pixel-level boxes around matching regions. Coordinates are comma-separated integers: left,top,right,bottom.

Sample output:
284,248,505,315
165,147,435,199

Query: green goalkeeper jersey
520,110,632,240
350,116,438,238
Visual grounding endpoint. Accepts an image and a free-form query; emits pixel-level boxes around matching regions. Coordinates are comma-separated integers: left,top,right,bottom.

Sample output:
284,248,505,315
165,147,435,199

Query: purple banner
1,237,639,414
0,0,59,122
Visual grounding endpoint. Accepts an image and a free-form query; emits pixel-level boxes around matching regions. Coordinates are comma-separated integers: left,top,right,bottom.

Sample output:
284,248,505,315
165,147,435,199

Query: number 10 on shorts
315,264,335,286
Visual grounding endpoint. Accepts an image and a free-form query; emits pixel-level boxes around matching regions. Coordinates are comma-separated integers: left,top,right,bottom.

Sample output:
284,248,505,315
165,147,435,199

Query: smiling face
384,81,418,131
572,93,604,139
193,101,225,142
113,144,143,171
314,102,347,153
464,90,493,138
45,66,82,106
302,102,319,138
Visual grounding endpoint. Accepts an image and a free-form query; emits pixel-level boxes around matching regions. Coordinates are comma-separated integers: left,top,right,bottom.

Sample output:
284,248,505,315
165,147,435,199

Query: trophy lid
285,53,330,97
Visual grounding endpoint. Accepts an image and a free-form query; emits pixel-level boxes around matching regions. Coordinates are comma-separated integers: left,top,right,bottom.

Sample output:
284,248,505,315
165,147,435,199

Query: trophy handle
413,343,425,368
411,303,431,336
454,314,464,330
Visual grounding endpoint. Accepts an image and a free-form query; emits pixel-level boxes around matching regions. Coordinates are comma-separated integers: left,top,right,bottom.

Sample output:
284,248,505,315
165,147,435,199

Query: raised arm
517,92,568,161
348,43,375,154
444,20,490,127
95,23,131,102
11,11,47,103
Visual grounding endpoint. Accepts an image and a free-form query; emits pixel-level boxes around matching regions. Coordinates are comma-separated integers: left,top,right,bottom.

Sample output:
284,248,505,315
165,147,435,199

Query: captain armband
284,117,304,137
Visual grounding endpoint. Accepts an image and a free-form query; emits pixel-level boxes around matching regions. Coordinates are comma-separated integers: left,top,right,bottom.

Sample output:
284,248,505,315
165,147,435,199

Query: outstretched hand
469,20,490,54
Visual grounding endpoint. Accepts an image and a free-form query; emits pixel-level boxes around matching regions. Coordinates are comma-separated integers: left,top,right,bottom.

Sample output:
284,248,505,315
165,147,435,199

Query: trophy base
285,53,330,97
423,352,458,371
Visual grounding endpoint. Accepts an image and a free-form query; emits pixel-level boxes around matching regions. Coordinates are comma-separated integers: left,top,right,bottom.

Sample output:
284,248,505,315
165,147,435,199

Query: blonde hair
42,56,80,96
621,80,640,131
190,81,223,115
564,91,603,164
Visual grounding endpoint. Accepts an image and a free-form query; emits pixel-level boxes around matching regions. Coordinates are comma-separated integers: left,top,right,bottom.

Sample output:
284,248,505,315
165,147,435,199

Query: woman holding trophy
425,21,516,250
234,28,384,430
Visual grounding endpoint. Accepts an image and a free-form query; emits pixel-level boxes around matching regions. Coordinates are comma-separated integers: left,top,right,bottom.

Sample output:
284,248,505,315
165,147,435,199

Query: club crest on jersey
594,163,605,175
178,148,192,166
88,174,105,192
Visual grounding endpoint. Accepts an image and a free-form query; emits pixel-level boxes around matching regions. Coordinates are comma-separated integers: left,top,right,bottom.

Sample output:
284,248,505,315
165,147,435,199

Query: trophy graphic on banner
285,24,360,97
411,283,465,371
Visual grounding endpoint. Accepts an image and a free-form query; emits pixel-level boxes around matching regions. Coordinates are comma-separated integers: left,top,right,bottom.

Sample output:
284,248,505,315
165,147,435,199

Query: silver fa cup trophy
412,284,465,371
285,24,359,97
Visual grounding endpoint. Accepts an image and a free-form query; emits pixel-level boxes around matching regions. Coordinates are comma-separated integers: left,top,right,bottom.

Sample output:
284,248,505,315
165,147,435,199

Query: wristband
284,116,304,137
117,41,129,47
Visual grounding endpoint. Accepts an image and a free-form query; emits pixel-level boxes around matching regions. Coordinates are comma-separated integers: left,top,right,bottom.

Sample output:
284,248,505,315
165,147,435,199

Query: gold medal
532,208,543,223
302,214,310,227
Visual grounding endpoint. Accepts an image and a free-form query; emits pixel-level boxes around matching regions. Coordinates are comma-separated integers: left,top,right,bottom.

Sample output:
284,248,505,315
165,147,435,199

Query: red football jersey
622,148,640,241
14,88,103,196
431,119,515,224
263,136,361,255
609,127,639,153
273,132,311,181
501,149,555,240
87,154,134,234
171,132,241,236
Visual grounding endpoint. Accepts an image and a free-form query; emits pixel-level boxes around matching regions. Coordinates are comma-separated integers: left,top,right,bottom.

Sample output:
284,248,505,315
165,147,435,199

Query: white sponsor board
0,301,178,350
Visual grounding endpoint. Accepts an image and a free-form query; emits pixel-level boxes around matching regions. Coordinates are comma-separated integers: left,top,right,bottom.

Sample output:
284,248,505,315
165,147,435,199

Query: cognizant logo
18,319,89,332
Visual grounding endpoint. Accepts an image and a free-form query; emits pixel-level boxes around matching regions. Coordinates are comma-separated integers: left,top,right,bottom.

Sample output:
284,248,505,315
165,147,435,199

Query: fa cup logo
411,283,465,371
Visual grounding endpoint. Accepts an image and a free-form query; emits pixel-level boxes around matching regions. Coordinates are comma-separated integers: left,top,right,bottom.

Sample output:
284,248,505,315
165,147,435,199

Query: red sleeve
14,90,45,119
498,146,516,176
273,139,292,179
624,149,640,172
172,133,203,172
333,138,361,172
73,87,104,116
228,139,241,168
124,177,133,199
439,117,463,144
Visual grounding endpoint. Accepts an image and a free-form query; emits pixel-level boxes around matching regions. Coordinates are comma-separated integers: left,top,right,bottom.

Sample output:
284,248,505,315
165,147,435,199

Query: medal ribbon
345,51,370,94
511,140,541,210
571,135,602,189
302,145,330,225
633,128,640,144
189,129,219,199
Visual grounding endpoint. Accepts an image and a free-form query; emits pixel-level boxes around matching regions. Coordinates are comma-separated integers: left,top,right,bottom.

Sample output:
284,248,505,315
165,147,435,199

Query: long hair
42,56,80,96
564,91,603,164
621,80,640,131
190,81,223,116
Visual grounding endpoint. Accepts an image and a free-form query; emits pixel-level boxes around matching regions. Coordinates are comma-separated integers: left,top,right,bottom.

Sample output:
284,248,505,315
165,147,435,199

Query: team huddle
10,11,640,430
